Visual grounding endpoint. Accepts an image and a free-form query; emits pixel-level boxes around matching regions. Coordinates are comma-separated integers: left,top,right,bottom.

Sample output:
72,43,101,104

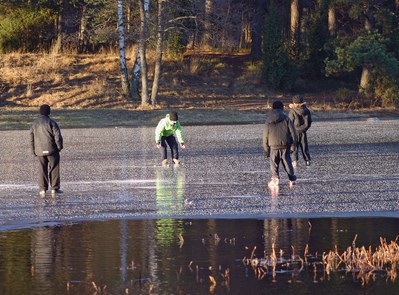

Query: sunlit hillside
0,50,397,114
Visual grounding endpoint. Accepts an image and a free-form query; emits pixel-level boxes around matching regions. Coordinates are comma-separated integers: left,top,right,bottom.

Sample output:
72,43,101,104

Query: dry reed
243,235,399,285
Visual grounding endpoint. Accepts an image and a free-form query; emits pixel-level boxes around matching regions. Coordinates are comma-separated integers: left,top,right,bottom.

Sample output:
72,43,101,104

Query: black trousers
292,132,311,162
269,148,296,181
37,153,60,191
160,135,179,160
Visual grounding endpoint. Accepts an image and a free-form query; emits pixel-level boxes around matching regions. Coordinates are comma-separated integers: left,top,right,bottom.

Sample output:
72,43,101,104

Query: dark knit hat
169,111,178,121
292,95,304,104
272,101,284,110
39,104,51,116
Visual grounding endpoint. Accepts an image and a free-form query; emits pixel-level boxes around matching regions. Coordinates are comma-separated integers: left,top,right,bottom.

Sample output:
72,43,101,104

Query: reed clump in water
243,235,399,285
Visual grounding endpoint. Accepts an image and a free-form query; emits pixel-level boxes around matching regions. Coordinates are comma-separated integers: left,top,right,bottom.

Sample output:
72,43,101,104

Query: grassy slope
0,52,397,129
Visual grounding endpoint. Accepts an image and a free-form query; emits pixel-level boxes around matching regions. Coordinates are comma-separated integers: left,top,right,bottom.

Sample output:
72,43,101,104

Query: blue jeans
160,135,179,160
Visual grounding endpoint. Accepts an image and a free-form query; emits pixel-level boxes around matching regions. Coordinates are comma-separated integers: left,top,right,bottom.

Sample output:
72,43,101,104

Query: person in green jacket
155,112,186,166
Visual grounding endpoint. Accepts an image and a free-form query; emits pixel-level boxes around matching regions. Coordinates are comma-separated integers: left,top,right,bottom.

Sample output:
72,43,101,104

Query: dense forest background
0,0,398,109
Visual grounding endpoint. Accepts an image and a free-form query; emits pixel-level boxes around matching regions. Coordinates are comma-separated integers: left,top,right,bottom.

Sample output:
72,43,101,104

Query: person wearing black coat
288,95,312,167
30,104,63,196
263,101,297,187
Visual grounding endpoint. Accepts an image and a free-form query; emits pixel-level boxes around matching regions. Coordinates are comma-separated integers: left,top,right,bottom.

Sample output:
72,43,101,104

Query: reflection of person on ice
155,112,186,166
263,101,297,188
289,95,312,167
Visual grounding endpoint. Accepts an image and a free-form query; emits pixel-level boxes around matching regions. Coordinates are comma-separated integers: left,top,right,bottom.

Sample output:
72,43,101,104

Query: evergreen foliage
325,31,399,106
299,1,329,78
262,1,297,91
0,7,55,52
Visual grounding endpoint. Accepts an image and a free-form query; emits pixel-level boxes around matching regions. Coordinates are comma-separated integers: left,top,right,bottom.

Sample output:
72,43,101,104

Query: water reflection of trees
1,218,399,293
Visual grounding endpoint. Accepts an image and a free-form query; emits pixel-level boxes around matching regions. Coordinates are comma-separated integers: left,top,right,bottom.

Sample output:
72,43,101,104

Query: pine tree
262,1,297,90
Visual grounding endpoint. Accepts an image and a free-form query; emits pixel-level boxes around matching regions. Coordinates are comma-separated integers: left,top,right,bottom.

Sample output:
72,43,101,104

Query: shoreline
1,107,397,130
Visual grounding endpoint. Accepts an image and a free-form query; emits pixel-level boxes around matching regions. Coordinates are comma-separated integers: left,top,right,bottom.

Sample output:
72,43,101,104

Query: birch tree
151,0,165,106
118,0,131,98
137,0,150,106
130,0,140,101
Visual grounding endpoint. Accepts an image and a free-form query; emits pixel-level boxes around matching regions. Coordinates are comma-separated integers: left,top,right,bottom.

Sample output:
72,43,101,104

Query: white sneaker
162,159,168,166
39,190,46,197
173,159,181,165
289,180,296,188
51,189,63,195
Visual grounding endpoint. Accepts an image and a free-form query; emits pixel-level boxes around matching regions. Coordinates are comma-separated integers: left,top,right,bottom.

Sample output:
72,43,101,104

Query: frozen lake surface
0,119,398,230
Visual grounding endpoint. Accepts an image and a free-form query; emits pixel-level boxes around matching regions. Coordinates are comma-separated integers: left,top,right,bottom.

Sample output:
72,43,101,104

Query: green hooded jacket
155,114,184,144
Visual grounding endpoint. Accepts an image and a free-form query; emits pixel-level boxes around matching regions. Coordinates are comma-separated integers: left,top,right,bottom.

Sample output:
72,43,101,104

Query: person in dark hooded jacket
30,104,63,196
263,101,297,187
288,95,312,167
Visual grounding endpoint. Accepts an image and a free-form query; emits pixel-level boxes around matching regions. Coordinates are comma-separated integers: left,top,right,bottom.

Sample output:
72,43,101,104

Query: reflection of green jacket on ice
155,114,185,144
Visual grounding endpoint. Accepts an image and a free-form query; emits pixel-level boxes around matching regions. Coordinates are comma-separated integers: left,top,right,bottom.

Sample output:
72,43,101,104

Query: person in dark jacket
288,95,312,167
263,101,297,187
30,104,63,196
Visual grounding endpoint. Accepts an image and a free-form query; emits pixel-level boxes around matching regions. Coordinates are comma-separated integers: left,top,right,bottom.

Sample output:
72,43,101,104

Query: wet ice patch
228,195,260,198
67,179,157,185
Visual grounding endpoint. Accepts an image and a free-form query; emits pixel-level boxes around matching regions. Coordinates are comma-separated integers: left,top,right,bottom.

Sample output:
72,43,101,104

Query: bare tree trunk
300,3,308,47
290,0,299,40
290,0,300,57
139,0,150,106
78,4,87,53
203,0,213,49
151,0,165,106
239,11,251,49
127,0,133,34
359,5,375,99
118,0,131,98
54,14,62,53
129,0,140,101
328,4,336,37
359,66,371,93
250,0,266,60
131,51,141,101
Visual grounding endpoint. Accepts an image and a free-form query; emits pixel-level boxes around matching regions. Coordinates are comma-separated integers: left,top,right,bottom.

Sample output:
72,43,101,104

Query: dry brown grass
0,49,271,111
0,51,137,109
0,50,397,117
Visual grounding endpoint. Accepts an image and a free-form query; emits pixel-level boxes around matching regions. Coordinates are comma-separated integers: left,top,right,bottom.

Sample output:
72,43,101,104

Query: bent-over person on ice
263,101,297,188
155,112,186,166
